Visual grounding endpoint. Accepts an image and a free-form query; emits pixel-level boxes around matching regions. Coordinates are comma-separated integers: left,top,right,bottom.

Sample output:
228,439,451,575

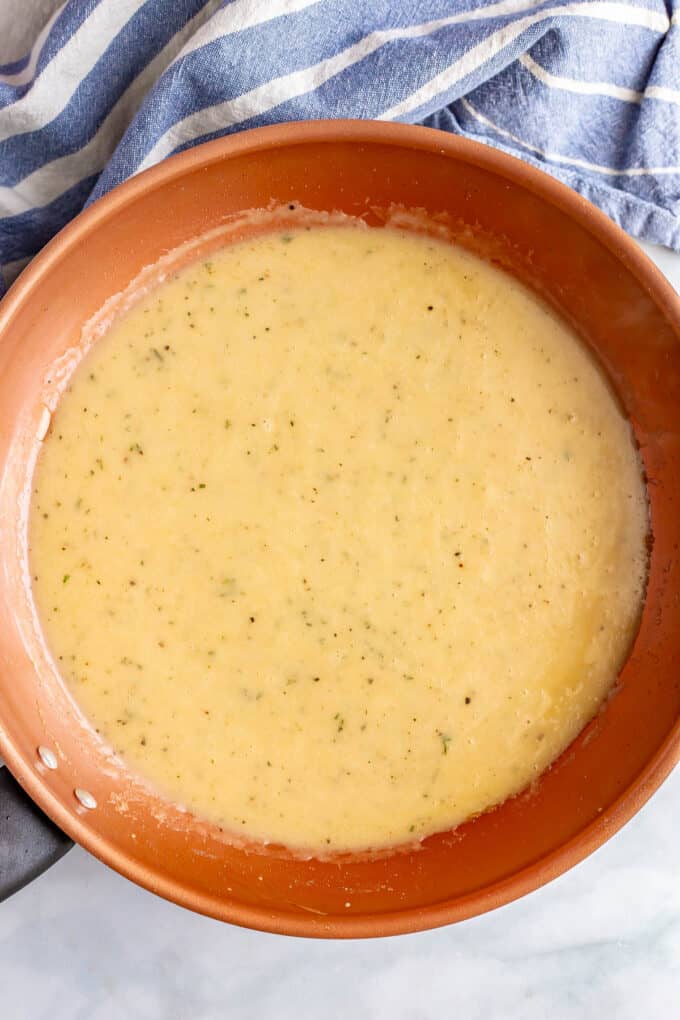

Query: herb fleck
438,731,451,755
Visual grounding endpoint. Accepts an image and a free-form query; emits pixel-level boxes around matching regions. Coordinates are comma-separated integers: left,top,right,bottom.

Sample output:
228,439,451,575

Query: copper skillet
0,121,679,937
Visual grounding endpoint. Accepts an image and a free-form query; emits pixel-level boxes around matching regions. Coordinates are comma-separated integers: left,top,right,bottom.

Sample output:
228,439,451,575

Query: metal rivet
74,788,97,809
37,746,58,769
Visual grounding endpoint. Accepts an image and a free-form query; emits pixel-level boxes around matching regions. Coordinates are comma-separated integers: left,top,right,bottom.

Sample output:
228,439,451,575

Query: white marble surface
1,242,679,1019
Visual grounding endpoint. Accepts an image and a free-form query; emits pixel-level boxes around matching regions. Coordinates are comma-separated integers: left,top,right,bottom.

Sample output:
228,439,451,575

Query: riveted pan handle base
0,766,72,900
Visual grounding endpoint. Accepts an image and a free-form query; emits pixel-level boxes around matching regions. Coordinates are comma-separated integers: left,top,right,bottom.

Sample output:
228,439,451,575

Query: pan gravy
30,226,648,851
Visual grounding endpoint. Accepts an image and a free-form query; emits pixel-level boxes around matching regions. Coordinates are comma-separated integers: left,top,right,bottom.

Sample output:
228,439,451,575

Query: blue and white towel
0,0,678,292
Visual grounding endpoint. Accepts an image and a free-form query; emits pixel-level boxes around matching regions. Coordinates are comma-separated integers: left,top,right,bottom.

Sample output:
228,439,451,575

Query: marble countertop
1,242,678,1020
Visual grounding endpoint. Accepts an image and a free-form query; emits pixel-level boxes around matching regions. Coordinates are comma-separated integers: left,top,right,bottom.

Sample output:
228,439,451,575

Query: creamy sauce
30,226,648,852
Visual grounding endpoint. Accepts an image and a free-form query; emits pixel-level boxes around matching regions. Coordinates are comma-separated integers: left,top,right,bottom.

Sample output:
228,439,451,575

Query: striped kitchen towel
0,0,678,291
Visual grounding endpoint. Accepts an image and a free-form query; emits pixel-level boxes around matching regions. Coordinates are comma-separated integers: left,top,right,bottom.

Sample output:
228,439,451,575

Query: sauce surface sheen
30,226,648,851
